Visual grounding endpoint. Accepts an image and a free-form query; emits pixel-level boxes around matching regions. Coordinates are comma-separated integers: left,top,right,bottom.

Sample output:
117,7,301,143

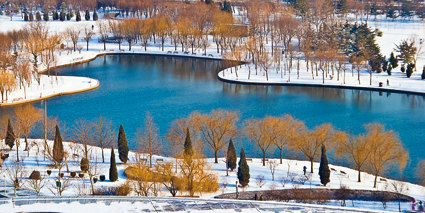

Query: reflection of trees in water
403,94,425,109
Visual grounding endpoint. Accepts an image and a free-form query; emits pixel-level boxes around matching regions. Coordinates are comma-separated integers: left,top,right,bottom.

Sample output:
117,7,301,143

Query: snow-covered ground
0,14,224,106
1,13,425,106
0,138,424,212
220,15,425,93
0,196,396,213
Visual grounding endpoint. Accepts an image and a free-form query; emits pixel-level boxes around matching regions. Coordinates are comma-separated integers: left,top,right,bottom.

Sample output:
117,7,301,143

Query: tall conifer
237,148,250,187
319,145,330,186
109,147,118,182
118,125,129,163
52,125,64,165
226,139,237,171
5,119,15,149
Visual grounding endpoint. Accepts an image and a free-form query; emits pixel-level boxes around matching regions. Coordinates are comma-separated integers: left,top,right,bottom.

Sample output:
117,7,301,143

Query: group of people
412,200,424,212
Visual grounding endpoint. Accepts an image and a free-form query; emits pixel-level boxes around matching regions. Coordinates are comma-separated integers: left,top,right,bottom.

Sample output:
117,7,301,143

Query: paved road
0,196,390,213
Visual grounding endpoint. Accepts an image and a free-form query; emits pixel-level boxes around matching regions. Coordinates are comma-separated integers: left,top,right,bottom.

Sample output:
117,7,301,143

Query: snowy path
0,196,390,213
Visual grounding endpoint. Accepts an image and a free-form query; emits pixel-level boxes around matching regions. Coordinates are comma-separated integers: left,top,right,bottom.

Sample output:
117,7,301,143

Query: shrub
70,171,76,178
59,173,64,178
422,66,425,79
94,181,131,196
47,170,52,176
79,173,85,178
100,175,105,181
80,158,89,172
93,177,98,183
29,171,41,180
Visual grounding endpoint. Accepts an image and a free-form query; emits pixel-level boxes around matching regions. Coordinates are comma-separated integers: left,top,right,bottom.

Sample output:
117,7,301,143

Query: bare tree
94,116,114,163
83,25,94,51
6,159,25,197
389,180,409,212
14,104,42,153
194,110,239,163
26,173,46,197
136,112,162,168
66,27,81,52
72,119,94,159
268,160,278,181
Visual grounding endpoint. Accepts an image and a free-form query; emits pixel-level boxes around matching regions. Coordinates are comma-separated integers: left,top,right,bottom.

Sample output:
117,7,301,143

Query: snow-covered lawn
220,15,425,93
0,138,424,212
1,14,425,106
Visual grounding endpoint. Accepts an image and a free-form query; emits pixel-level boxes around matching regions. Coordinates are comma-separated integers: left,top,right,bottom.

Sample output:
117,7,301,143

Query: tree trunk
101,148,105,163
262,151,266,166
373,174,378,188
310,160,313,173
214,150,218,163
279,148,283,164
357,168,361,182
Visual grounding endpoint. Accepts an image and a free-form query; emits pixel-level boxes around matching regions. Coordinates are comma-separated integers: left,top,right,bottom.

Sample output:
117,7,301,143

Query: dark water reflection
1,55,424,181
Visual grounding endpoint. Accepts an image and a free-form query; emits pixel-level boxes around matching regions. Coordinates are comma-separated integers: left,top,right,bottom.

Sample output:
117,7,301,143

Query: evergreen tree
382,59,388,73
80,157,89,172
24,12,29,21
389,52,398,69
93,10,98,21
76,11,81,22
226,139,237,171
406,63,414,78
52,125,64,165
117,125,129,163
5,119,15,149
35,11,41,21
60,2,66,21
318,145,330,186
29,13,34,21
401,65,406,73
85,10,90,21
422,66,425,79
109,147,118,182
387,66,392,76
237,148,250,187
60,11,65,21
221,1,232,13
66,11,71,20
53,11,59,20
183,128,193,158
43,10,49,21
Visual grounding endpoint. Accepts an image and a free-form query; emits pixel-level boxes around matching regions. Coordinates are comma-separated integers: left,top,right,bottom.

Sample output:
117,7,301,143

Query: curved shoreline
3,49,425,107
1,51,223,107
218,72,425,96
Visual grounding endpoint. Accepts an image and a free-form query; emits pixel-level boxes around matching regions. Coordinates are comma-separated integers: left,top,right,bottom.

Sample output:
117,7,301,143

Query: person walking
419,201,424,212
411,200,416,211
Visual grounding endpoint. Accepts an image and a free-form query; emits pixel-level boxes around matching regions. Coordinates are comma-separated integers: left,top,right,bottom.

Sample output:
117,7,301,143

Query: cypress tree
66,12,71,20
29,13,34,21
389,52,398,69
117,125,129,163
237,148,250,187
76,11,81,22
24,12,29,21
406,63,414,78
183,128,193,158
93,10,98,21
35,11,41,21
226,139,237,171
43,10,49,21
80,157,89,172
401,65,405,73
318,145,330,186
5,119,15,149
387,66,392,76
109,147,118,182
422,66,425,79
85,10,90,21
52,125,64,165
60,11,65,21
